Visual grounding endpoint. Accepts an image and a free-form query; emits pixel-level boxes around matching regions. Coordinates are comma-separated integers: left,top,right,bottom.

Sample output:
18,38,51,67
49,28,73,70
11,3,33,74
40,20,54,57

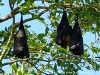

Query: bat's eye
58,39,61,43
63,25,65,28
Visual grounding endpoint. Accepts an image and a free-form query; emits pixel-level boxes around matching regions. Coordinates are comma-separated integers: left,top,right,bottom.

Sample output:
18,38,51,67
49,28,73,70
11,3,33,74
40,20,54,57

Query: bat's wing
69,15,84,55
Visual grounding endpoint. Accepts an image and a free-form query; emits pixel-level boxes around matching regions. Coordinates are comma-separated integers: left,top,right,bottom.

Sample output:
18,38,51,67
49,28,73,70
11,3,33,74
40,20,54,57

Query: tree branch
0,2,99,23
3,55,98,66
0,3,25,23
2,56,81,66
0,3,70,23
0,68,5,73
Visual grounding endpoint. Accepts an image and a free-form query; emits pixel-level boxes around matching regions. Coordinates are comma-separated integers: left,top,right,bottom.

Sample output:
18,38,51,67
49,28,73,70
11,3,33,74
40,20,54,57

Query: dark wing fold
69,14,84,55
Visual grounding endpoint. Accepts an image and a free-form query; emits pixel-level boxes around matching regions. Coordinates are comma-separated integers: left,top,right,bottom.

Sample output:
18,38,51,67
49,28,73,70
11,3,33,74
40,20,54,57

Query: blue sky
0,0,100,75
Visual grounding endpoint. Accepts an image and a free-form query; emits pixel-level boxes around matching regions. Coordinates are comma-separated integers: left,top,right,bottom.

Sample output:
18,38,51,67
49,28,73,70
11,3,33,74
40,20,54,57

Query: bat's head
55,23,72,48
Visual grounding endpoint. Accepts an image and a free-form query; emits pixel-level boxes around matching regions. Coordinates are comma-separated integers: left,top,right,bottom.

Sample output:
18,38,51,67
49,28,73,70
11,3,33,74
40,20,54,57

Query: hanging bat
55,9,72,48
69,14,84,55
13,13,30,59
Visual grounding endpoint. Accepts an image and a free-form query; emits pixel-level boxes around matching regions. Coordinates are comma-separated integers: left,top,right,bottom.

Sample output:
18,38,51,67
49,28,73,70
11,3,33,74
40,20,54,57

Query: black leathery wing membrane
69,14,84,55
55,9,72,48
13,13,30,59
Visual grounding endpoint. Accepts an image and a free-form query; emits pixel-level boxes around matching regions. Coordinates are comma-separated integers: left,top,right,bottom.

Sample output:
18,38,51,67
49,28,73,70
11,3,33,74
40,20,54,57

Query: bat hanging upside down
13,13,30,59
69,14,84,55
55,9,72,48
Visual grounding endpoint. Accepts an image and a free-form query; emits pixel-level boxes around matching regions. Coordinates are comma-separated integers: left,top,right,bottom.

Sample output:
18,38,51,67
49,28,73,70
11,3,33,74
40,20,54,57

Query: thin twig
0,68,5,73
9,0,16,25
28,62,48,75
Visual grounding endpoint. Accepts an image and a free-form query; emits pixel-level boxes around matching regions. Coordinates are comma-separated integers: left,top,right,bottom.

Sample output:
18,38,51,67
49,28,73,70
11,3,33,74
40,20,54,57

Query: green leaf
21,62,25,73
0,61,2,67
50,31,57,38
57,60,61,66
37,33,45,38
11,64,18,74
94,0,99,3
38,17,46,24
42,0,44,4
43,47,50,52
18,70,22,75
54,63,57,72
17,0,22,5
85,66,90,70
0,3,4,6
31,13,37,19
45,27,49,35
89,42,94,47
92,47,99,53
55,0,59,2
25,0,28,2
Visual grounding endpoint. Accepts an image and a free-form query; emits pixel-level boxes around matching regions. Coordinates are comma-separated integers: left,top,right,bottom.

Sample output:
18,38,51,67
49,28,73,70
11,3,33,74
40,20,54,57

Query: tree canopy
0,0,100,75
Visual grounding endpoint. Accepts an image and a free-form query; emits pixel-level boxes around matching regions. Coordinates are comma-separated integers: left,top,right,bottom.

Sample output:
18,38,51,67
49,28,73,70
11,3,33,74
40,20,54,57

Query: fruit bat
13,13,30,59
55,10,72,48
69,14,84,55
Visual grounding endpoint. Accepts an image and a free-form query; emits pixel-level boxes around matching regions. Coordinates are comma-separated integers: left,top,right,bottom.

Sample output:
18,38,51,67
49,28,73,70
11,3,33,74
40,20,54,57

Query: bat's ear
69,14,84,55
20,12,23,23
19,12,24,30
60,9,68,24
